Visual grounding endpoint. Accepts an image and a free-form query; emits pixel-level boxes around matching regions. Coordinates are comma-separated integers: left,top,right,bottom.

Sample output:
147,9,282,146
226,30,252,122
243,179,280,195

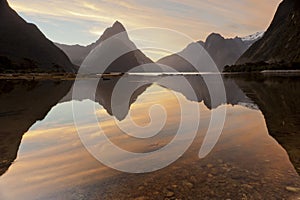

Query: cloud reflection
0,84,298,199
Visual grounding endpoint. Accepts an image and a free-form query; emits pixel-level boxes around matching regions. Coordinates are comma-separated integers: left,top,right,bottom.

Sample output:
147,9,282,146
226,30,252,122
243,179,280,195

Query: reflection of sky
8,0,281,57
0,84,299,199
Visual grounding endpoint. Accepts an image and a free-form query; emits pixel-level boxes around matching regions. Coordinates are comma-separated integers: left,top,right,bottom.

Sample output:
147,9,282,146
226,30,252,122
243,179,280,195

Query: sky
7,0,282,59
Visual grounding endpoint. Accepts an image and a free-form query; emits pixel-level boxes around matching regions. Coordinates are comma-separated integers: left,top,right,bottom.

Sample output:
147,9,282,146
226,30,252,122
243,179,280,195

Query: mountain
156,42,204,72
237,0,300,65
204,33,249,70
56,21,153,73
54,44,90,68
0,0,75,73
56,21,127,66
158,32,262,72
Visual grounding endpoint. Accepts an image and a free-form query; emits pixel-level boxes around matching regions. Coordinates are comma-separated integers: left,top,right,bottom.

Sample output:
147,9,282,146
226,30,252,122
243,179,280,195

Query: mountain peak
112,20,126,30
94,21,127,45
0,0,75,72
205,33,224,43
237,0,300,64
208,33,223,37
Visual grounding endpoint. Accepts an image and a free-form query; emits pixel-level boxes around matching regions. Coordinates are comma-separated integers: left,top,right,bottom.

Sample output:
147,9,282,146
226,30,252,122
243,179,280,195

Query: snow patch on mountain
241,31,264,42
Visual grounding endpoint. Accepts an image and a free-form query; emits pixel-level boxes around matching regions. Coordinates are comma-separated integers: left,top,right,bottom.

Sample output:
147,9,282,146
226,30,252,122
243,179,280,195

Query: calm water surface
0,74,299,200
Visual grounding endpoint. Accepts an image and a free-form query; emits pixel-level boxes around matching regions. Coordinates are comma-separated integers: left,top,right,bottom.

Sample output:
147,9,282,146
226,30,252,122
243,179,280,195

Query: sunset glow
8,0,281,46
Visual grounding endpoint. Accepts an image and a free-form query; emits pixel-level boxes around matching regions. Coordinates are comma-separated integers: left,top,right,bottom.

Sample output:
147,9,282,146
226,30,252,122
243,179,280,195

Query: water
0,74,299,199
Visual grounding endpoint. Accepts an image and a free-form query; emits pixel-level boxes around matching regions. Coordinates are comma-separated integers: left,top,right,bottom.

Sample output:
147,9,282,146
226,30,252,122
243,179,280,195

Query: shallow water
0,74,299,200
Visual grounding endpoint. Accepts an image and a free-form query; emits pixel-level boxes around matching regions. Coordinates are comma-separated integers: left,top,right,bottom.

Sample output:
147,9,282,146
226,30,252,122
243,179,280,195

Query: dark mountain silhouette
158,33,261,72
0,0,75,73
56,21,153,73
0,80,73,176
237,0,300,64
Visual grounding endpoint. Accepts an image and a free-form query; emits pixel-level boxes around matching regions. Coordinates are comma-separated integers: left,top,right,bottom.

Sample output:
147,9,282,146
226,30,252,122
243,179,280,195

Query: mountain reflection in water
0,74,299,200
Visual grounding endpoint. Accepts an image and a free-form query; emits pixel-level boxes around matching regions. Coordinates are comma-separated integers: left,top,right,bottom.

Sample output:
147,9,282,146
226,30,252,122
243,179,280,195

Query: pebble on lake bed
285,186,300,193
166,191,174,197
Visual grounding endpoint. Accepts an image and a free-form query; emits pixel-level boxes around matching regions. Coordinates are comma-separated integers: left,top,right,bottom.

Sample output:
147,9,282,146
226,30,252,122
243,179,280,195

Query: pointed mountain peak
94,21,128,45
112,20,126,31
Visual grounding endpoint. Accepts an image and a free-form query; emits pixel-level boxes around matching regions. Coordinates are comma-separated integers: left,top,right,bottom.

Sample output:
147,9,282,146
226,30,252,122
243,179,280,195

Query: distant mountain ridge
204,33,249,70
158,32,263,72
56,21,153,73
0,0,75,73
237,0,300,64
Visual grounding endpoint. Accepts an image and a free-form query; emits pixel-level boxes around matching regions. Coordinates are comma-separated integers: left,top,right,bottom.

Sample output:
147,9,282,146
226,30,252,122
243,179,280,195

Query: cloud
7,0,282,55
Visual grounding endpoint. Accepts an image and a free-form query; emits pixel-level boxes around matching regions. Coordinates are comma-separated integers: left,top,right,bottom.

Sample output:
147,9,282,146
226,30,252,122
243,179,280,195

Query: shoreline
261,70,300,74
1,70,300,80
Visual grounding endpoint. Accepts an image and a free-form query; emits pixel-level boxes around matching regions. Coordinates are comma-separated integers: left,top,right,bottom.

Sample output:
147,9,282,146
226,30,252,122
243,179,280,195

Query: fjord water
0,74,299,200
